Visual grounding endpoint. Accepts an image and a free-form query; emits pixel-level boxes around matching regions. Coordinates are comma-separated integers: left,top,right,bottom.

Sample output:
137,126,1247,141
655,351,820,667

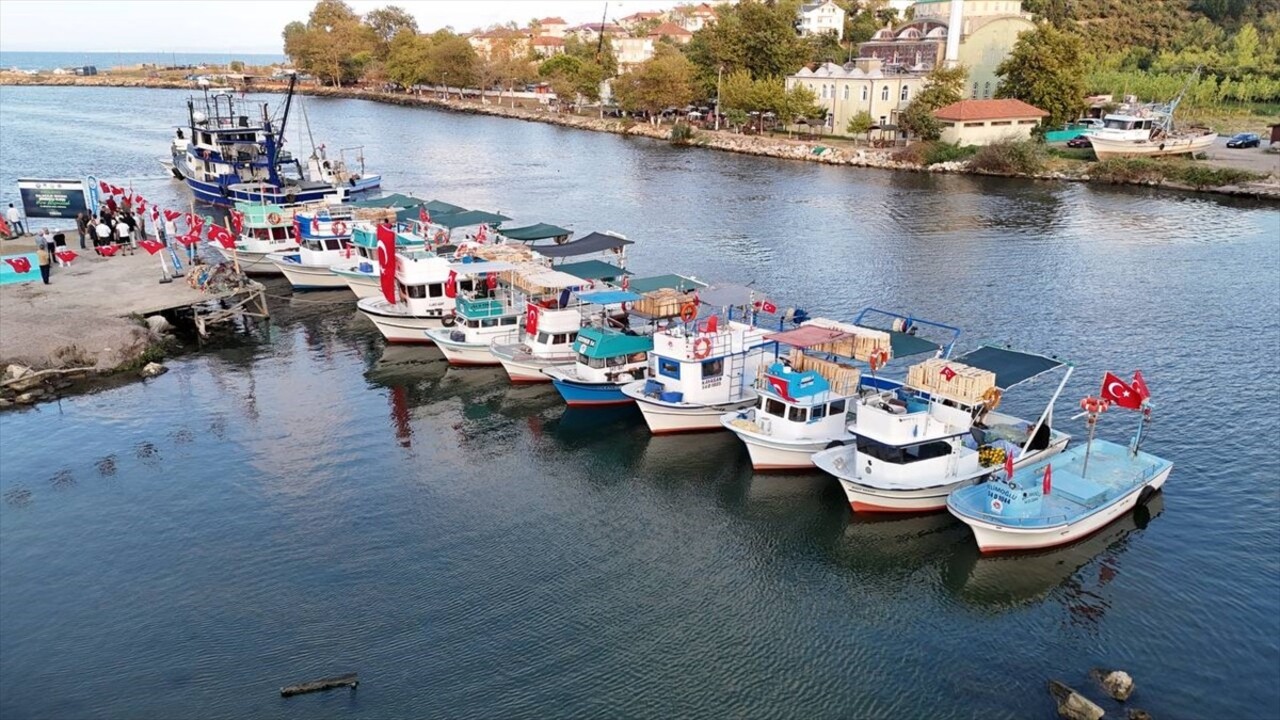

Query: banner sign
18,179,88,218
86,174,101,214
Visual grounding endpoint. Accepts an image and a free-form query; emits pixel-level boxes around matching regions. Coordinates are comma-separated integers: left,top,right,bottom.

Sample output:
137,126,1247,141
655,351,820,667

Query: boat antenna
276,72,297,145
596,2,609,60
299,98,319,160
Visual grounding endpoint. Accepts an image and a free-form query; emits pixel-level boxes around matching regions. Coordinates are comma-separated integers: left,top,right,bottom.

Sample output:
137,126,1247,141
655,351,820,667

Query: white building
787,58,927,137
799,0,847,40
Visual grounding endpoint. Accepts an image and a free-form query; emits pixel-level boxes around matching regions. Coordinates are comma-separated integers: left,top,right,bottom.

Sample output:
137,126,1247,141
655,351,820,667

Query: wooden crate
632,288,689,318
802,319,892,362
906,358,996,404
790,349,862,396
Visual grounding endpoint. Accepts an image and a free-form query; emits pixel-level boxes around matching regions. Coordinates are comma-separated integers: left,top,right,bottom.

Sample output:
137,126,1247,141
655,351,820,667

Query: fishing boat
542,275,706,405
423,261,531,365
211,202,300,274
333,222,424,298
355,245,459,343
265,206,356,290
619,285,780,434
1085,74,1216,159
168,75,380,206
721,310,960,471
812,345,1074,513
948,371,1170,554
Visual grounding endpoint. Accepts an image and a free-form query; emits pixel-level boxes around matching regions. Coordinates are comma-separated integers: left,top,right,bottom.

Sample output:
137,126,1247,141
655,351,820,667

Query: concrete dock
0,234,261,371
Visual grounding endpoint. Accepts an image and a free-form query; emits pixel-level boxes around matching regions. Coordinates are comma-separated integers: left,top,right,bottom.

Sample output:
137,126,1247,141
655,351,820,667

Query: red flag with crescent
138,239,165,255
1042,463,1052,495
135,197,146,215
1100,371,1142,410
207,225,235,249
940,365,957,381
175,234,200,248
109,185,124,196
525,302,540,337
230,210,244,235
98,180,111,194
99,245,119,257
376,223,396,304
445,269,457,298
1131,370,1150,402
151,205,160,222
766,374,793,401
310,215,320,234
476,225,487,243
419,206,429,224
163,209,182,222
4,257,32,274
55,250,78,264
1004,448,1015,481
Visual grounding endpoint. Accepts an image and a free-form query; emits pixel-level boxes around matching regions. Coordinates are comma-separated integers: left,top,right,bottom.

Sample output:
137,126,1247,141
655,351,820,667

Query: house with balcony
799,0,847,40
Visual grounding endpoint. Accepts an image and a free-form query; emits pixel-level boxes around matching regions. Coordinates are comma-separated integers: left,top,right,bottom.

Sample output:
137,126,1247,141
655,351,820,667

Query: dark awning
890,331,942,359
532,231,633,258
430,210,510,229
499,223,572,242
347,193,429,209
954,345,1065,389
627,274,706,293
556,259,630,281
425,199,466,215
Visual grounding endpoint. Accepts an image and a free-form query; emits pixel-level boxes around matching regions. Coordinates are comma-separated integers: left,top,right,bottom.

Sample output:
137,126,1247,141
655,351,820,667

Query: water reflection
943,491,1165,615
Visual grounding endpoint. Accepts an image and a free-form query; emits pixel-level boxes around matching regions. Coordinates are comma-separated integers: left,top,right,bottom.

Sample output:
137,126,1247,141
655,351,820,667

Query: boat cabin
639,316,773,406
295,206,355,240
444,260,522,340
747,360,853,441
570,326,652,385
390,249,455,316
235,202,297,250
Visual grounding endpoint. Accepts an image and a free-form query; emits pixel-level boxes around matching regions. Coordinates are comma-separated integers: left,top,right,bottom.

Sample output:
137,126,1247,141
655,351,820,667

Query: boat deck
950,440,1171,528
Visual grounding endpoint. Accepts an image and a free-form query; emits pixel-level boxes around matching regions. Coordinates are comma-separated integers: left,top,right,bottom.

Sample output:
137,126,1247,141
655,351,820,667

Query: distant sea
0,51,285,71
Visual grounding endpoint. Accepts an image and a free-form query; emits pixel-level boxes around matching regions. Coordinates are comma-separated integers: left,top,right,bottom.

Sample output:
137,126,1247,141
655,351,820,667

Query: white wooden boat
212,202,298,275
356,246,457,344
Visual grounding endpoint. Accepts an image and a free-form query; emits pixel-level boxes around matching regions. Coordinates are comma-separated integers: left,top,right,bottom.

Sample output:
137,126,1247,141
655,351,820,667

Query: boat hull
175,160,381,207
956,466,1171,554
627,395,756,434
214,245,292,275
1087,132,1217,159
333,266,382,298
495,356,556,384
549,377,633,406
271,256,347,290
721,418,846,470
356,299,445,344
425,330,499,366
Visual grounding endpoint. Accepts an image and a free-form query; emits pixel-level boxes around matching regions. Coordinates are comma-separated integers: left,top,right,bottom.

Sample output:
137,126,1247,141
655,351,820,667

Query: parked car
1066,135,1092,148
1226,133,1261,148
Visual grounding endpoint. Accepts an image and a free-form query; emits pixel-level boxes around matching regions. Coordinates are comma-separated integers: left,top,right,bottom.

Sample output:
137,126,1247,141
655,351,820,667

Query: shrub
923,142,977,165
1166,165,1259,189
968,139,1047,175
669,122,696,145
1088,158,1261,188
1090,158,1165,184
891,143,928,165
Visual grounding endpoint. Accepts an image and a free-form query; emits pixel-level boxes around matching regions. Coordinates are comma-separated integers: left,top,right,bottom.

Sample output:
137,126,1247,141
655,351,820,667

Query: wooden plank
280,673,359,697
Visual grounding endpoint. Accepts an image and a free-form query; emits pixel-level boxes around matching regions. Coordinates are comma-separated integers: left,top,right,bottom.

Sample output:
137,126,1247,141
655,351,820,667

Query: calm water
1,86,1278,719
0,51,285,71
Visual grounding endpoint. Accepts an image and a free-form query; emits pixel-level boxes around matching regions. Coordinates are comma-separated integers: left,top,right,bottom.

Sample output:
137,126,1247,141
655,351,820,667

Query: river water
1,86,1278,719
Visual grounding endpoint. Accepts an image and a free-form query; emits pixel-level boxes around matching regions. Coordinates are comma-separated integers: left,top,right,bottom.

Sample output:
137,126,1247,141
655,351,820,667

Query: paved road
1201,136,1280,176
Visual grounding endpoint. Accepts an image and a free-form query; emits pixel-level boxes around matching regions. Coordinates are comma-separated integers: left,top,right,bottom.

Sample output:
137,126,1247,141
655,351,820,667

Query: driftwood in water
280,673,359,697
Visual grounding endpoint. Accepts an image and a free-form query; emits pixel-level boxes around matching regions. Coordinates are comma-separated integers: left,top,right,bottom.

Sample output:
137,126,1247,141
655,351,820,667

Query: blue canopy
577,289,642,306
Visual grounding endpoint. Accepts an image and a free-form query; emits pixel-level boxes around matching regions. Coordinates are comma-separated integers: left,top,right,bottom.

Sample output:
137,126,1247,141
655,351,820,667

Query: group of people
77,207,143,255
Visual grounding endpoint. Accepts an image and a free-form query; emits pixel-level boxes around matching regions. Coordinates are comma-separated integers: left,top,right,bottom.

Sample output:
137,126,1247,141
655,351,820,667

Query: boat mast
300,100,319,159
276,72,297,147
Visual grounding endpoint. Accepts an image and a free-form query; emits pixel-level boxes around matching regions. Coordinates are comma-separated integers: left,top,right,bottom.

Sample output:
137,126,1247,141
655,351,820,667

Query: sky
0,0,686,54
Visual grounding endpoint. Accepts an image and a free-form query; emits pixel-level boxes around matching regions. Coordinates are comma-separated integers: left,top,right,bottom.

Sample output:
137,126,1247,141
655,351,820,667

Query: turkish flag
163,209,182,222
136,197,146,214
444,269,457,298
4,257,32,274
766,374,793,401
486,272,497,290
621,274,630,290
1004,448,1014,481
230,210,244,234
1042,463,1052,495
138,239,165,255
99,245,119,257
191,215,205,237
940,365,957,381
55,250,78,264
109,184,124,196
1131,370,1150,402
419,206,429,224
760,300,777,314
525,301,540,337
310,215,320,234
175,234,200,248
1101,371,1142,410
376,223,396,304
98,180,111,194
151,206,160,222
207,226,235,249
476,225,487,243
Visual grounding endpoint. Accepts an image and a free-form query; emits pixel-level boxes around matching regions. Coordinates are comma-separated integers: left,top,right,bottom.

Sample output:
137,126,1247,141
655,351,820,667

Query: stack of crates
801,319,892,362
905,359,996,404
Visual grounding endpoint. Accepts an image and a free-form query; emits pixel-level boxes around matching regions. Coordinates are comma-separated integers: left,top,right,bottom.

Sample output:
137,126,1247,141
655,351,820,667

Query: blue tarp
577,289,642,306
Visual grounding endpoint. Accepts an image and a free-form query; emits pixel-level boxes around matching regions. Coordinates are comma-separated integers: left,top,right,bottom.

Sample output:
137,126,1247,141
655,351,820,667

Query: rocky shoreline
5,75,1278,201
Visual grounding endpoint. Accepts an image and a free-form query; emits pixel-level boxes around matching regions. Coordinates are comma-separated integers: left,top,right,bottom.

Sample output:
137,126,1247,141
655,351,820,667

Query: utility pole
715,65,723,131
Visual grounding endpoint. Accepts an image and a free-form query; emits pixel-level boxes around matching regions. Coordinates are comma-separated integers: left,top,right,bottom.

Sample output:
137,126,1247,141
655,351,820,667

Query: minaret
944,0,964,66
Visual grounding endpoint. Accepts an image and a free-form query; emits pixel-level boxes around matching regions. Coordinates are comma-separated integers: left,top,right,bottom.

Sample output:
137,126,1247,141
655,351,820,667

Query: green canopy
431,210,510,229
889,331,942,359
556,259,630,281
627,274,706,293
347,193,428,209
499,223,572,242
424,199,466,215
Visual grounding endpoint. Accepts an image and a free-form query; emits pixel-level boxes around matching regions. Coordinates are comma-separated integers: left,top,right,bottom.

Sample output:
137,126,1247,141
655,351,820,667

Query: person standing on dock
35,243,51,284
6,203,24,238
94,218,111,254
76,211,91,250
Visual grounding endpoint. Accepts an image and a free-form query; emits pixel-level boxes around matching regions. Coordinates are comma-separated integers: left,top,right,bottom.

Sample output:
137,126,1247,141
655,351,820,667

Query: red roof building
932,98,1049,146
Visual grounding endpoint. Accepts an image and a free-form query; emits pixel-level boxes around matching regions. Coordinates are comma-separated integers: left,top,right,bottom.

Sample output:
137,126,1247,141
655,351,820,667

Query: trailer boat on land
721,309,960,471
1084,72,1216,159
812,345,1073,513
168,75,380,206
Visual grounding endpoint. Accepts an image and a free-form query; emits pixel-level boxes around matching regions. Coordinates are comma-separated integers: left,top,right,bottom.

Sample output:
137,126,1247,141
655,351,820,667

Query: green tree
385,29,432,89
229,60,245,72
426,30,479,94
613,46,697,122
365,5,419,59
685,0,810,95
563,35,617,78
539,54,606,107
846,109,874,138
898,64,967,139
282,0,376,87
995,23,1087,131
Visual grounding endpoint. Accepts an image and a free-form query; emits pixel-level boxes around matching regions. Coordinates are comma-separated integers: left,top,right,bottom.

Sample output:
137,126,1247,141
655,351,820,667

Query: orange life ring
679,302,697,324
331,221,349,236
1080,396,1110,414
981,386,1002,410
266,211,283,225
693,336,712,359
868,348,890,371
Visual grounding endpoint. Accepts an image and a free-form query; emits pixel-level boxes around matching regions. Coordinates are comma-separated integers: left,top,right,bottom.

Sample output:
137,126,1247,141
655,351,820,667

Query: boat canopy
499,223,572,242
532,231,632,258
446,259,514,274
627,274,706,293
953,345,1065,390
431,210,510,229
575,328,653,359
765,325,850,348
511,263,588,291
890,331,942,359
698,283,769,308
557,259,629,281
347,193,429,209
576,289,642,306
236,203,291,227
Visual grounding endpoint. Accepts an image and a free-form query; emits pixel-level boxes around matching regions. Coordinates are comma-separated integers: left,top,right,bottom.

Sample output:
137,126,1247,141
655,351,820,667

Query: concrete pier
0,234,263,372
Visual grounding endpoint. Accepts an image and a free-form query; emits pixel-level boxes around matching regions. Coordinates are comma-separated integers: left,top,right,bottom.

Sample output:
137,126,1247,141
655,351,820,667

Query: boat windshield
1103,118,1136,130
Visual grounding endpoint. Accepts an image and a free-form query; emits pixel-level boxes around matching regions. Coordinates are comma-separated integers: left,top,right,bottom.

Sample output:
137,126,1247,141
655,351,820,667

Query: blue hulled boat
544,324,653,406
166,75,380,207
